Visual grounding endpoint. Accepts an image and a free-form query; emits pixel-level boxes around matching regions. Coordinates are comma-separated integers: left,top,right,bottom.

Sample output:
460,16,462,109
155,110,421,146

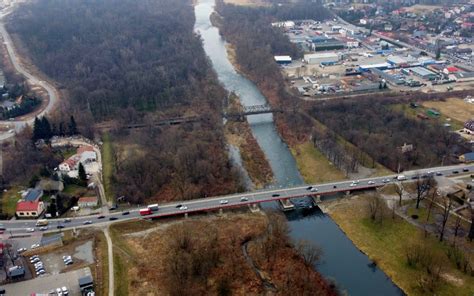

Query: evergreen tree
68,115,77,135
41,116,52,140
59,121,65,136
78,162,87,184
32,117,41,141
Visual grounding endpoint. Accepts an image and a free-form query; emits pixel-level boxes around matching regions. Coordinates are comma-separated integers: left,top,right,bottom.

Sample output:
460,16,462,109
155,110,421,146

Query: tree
415,174,434,209
295,240,323,267
78,163,87,184
68,115,78,135
367,192,385,223
395,182,404,207
438,195,453,242
468,190,474,242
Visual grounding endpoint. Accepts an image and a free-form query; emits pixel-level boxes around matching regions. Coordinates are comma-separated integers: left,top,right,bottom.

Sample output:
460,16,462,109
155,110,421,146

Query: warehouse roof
304,52,338,59
410,66,436,76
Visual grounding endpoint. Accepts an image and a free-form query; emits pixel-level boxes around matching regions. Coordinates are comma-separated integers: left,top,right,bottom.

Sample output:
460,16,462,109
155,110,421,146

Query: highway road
2,163,473,239
0,2,59,140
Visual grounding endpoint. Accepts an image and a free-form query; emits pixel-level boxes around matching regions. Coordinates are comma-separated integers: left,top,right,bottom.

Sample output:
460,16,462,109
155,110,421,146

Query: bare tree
439,195,453,242
295,240,323,267
415,174,434,209
452,216,462,246
367,192,386,223
395,182,404,207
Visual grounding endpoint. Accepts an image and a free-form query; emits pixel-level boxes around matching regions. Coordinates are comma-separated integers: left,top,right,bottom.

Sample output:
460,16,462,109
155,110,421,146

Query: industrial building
274,55,292,65
304,52,339,65
410,67,437,80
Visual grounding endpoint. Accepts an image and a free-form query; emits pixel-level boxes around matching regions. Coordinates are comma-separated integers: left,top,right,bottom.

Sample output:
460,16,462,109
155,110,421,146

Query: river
194,1,403,295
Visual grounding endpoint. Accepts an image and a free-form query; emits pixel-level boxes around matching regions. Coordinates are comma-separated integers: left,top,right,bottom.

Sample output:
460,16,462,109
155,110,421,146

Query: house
59,157,79,172
16,201,44,218
464,120,474,134
78,196,98,208
459,152,474,163
24,188,43,202
77,145,94,154
80,151,97,164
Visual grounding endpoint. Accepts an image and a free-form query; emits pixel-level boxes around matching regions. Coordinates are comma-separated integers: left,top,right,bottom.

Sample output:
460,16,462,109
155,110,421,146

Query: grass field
422,98,474,123
291,141,347,183
1,186,23,217
101,133,115,202
392,103,464,131
329,196,474,296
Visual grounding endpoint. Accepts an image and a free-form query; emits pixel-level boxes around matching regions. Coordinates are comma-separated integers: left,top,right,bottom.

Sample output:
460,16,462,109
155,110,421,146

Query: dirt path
103,227,114,296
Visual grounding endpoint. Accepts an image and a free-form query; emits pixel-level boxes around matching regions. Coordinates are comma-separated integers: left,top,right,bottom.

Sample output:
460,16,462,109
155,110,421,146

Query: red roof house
16,201,44,218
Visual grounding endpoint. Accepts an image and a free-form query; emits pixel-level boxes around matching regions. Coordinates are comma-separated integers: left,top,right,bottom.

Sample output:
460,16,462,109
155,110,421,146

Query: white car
310,187,318,192
349,183,357,187
31,243,40,249
179,206,188,211
62,287,69,295
220,200,228,204
39,226,48,231
26,228,35,232
56,288,63,296
368,181,375,185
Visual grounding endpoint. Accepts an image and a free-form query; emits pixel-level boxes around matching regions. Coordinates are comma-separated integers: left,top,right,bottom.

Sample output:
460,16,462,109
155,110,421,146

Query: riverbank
110,212,338,295
325,195,474,296
225,94,273,188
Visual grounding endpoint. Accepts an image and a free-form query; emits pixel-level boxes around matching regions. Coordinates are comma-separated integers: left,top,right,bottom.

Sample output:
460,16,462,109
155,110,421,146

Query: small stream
194,1,403,295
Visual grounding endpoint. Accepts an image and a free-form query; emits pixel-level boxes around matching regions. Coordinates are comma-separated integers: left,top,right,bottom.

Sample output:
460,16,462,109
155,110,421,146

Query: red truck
139,208,152,216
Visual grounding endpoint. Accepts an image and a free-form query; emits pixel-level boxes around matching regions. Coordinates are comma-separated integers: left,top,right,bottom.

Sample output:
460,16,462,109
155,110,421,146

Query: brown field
422,98,474,123
404,4,442,13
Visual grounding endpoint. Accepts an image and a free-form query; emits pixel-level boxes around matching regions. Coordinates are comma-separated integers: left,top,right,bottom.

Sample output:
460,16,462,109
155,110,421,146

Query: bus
147,204,159,211
139,208,152,216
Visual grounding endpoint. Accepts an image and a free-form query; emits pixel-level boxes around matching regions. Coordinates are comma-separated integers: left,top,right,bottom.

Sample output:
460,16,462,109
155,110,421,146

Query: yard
328,195,474,296
392,103,464,131
0,186,24,217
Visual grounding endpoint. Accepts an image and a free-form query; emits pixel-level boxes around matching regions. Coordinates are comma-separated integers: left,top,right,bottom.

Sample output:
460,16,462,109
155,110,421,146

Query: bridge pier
278,199,295,211
219,208,224,216
249,203,260,213
345,190,351,196
313,195,321,203
184,212,188,219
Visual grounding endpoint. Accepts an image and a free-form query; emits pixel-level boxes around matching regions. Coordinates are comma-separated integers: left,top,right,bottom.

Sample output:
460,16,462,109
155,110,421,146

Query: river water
194,1,403,295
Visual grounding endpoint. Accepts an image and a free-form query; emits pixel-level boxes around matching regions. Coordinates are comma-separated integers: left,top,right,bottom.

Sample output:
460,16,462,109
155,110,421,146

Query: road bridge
224,104,283,120
1,163,473,237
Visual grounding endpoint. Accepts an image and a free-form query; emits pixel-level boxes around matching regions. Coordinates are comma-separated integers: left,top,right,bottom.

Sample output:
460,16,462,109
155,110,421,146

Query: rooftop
24,189,42,202
16,201,41,212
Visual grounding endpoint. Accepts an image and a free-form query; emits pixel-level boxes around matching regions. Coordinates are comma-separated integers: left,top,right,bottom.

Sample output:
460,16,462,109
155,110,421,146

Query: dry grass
422,98,474,123
223,0,269,7
291,141,346,183
404,4,442,13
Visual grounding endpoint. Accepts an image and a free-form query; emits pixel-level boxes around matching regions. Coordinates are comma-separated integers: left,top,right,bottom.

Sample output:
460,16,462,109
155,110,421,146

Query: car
368,181,375,185
333,185,337,189
411,176,419,180
39,226,48,231
306,186,313,190
64,260,73,265
463,168,469,172
121,211,130,215
34,261,43,265
26,228,35,232
436,172,443,176
34,263,43,268
31,243,40,249
175,204,182,208
97,215,105,219
62,255,72,260
310,187,318,192
109,217,118,221
31,258,40,263
36,269,45,275
220,200,229,204
421,174,428,179
240,197,249,202
56,288,63,296
57,225,65,229
382,179,390,183
29,255,39,260
453,170,459,174
271,194,280,197
83,221,92,225
35,266,44,271
62,287,69,295
109,205,118,211
17,248,27,253
179,206,188,211
64,218,72,223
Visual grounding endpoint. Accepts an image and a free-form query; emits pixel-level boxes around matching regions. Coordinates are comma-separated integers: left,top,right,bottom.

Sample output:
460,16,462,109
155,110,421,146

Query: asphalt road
0,3,59,140
2,163,473,238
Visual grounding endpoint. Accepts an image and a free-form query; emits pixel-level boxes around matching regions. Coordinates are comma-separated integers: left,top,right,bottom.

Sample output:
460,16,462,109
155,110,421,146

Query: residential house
24,188,43,202
16,201,44,218
59,157,79,172
77,196,98,208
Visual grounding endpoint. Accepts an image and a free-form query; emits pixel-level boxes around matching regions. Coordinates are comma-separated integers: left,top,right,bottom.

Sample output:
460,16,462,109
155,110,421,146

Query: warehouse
304,52,339,65
410,67,437,80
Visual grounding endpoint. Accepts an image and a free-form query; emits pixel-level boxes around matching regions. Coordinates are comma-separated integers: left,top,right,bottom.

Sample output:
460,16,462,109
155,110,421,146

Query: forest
311,99,467,171
7,0,242,203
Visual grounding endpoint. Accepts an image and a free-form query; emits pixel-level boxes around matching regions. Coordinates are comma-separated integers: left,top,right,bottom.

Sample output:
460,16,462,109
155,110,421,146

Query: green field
330,196,474,296
0,186,23,217
101,133,115,202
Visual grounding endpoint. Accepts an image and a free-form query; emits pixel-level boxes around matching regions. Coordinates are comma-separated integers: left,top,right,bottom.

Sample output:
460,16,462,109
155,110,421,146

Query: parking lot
1,267,91,296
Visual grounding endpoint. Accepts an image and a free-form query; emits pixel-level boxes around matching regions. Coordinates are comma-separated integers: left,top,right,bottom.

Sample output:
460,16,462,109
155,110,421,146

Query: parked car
436,172,443,176
30,257,40,263
17,248,27,253
29,255,39,260
64,260,73,265
62,287,69,295
31,243,40,249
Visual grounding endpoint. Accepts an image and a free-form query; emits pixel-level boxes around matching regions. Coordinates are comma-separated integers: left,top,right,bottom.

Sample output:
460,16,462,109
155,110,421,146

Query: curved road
0,4,59,139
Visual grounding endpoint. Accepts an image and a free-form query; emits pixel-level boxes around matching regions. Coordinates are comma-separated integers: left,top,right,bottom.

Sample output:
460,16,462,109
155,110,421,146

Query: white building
304,52,339,65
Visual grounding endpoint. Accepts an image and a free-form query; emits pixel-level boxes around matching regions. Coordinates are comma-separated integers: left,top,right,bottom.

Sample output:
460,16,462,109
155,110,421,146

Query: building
274,55,292,65
459,152,474,163
304,52,338,65
387,55,408,67
464,120,474,134
24,188,43,202
410,67,437,80
16,201,44,218
77,196,98,208
59,157,79,172
443,66,460,75
7,266,25,280
453,72,474,83
80,151,97,164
